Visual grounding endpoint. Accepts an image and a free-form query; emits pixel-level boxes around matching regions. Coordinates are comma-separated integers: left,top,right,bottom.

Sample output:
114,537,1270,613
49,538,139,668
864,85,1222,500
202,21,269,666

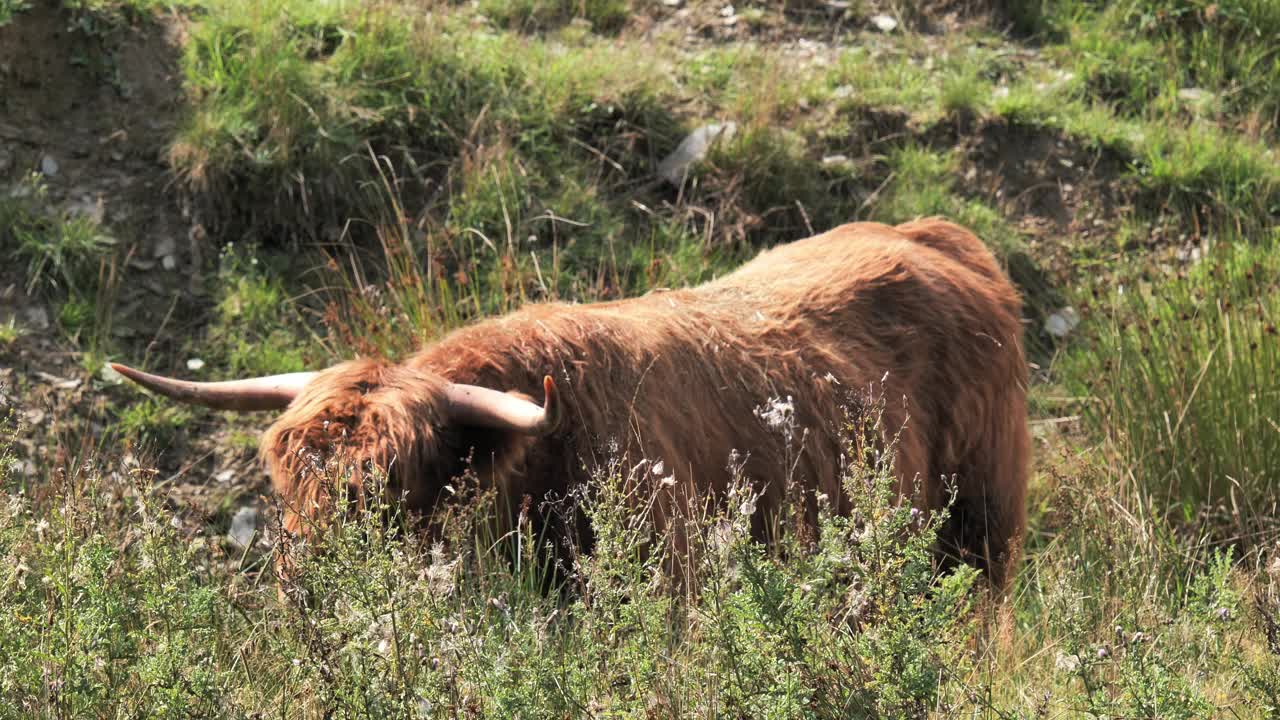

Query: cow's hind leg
936,446,1027,591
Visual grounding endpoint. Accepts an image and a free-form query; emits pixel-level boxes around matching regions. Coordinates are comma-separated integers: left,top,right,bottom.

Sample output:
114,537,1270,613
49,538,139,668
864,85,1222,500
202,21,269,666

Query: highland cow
112,218,1030,586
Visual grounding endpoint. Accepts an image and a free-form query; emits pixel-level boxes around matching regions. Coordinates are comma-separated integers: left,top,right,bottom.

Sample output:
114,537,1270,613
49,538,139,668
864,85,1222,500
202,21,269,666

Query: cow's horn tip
109,362,140,378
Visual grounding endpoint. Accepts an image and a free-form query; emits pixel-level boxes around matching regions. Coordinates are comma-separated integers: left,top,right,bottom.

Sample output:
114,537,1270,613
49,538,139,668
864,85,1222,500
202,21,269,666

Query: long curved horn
110,363,318,411
446,376,560,435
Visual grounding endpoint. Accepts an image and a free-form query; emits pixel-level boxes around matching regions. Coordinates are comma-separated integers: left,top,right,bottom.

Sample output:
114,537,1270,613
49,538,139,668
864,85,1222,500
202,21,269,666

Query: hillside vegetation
0,0,1277,716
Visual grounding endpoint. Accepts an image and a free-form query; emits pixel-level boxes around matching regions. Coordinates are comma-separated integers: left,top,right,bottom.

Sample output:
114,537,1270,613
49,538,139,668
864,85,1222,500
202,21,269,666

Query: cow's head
110,361,559,533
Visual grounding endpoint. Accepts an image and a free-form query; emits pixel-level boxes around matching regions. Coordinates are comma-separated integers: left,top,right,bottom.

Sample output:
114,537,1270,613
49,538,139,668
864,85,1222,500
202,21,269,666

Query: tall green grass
1065,233,1280,524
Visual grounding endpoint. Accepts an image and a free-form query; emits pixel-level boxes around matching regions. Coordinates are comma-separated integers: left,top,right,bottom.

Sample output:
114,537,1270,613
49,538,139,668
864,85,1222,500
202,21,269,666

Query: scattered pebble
36,371,81,390
869,14,897,32
227,506,259,549
153,236,177,258
40,154,59,176
65,195,105,224
1177,87,1210,103
1044,307,1080,339
162,255,177,271
186,357,205,371
21,305,49,331
1176,245,1203,264
658,122,738,185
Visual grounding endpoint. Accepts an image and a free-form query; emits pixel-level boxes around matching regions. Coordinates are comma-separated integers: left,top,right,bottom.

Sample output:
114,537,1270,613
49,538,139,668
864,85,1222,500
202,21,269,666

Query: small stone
227,506,259,549
186,357,205,371
21,305,49,330
1044,307,1080,339
719,4,734,17
661,0,680,5
657,122,738,185
153,236,177,258
831,84,854,100
821,154,851,169
162,255,177,271
40,155,59,176
869,14,897,32
65,195,105,224
1057,158,1074,169
214,469,234,484
1177,87,1210,103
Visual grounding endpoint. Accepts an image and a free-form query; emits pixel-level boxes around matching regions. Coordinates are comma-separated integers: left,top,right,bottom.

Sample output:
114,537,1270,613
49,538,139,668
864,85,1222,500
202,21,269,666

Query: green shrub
2,175,116,296
203,242,310,375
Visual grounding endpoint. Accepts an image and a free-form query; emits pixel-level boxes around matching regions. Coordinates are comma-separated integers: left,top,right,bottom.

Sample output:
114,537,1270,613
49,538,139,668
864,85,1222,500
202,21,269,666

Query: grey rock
153,236,177,258
869,14,897,32
821,154,852,170
65,195,105,224
227,506,259,549
40,154,58,176
1044,307,1080,339
22,305,49,330
1177,87,1211,103
658,122,738,185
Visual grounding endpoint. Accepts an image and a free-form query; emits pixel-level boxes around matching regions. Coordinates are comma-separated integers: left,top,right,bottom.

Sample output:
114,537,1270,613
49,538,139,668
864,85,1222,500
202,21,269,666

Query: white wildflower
755,396,796,443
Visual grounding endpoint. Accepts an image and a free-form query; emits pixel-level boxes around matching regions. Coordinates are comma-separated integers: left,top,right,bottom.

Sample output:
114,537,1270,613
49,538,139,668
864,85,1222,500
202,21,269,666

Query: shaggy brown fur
261,218,1030,586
